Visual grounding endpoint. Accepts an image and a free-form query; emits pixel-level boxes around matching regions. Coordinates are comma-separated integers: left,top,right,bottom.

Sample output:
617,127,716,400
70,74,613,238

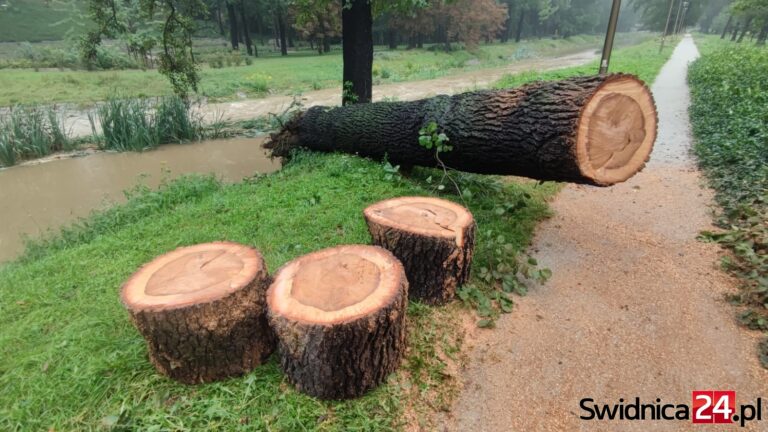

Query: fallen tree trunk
266,74,657,186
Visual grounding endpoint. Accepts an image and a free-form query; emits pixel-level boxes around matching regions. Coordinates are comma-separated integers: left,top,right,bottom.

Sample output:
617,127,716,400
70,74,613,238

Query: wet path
444,36,768,431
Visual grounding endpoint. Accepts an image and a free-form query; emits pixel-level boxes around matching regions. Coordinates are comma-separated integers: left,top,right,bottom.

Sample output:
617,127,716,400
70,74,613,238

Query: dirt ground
65,50,598,138
439,36,768,431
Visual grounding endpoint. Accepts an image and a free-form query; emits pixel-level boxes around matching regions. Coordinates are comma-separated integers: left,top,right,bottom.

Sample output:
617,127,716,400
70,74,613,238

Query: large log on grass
267,245,408,399
266,74,657,186
364,196,475,305
121,242,275,384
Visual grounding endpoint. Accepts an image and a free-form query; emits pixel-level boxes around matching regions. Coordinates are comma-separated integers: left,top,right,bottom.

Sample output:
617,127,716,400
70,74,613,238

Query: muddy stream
0,137,278,263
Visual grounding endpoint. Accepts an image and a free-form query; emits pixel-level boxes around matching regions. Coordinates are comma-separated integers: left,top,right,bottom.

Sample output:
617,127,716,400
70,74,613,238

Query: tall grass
91,96,203,151
0,105,71,167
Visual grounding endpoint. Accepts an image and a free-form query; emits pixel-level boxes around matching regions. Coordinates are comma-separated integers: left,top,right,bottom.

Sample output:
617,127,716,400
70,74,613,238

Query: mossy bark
126,273,275,384
268,278,408,400
267,74,647,185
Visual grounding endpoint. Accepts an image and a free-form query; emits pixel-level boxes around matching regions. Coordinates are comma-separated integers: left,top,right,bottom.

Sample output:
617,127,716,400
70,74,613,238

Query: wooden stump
120,242,276,384
364,197,475,305
267,245,408,400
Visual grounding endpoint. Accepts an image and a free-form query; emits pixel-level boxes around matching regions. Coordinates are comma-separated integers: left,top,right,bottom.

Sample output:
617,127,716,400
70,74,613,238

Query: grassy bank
689,36,768,335
0,152,556,430
0,33,653,106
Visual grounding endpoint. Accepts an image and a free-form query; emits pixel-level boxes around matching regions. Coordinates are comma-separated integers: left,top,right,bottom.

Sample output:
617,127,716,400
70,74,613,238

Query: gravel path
441,36,768,432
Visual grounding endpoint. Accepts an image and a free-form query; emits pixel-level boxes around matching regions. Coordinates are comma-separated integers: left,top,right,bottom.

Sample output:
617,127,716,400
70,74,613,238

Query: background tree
732,0,768,44
292,1,341,54
83,0,206,98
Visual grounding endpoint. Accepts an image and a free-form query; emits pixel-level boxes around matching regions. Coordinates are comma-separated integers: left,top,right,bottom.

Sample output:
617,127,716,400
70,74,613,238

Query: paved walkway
442,36,768,432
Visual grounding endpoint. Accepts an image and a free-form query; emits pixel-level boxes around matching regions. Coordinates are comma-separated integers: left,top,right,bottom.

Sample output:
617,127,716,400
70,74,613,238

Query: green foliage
82,0,206,98
689,39,768,320
0,151,554,429
90,96,202,151
342,80,358,104
0,105,72,167
418,121,452,153
0,0,88,42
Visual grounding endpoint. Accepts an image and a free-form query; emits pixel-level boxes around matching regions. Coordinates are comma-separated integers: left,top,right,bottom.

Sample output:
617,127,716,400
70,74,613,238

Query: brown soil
440,36,768,431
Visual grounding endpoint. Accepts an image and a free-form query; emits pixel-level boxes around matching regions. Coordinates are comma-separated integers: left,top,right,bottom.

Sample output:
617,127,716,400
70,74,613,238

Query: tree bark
365,197,475,305
227,3,240,50
721,15,733,39
216,0,225,36
731,22,740,41
515,9,526,43
277,8,288,56
757,23,768,46
267,74,657,186
737,16,754,43
267,245,408,400
388,26,397,49
341,0,373,105
239,1,253,56
121,242,275,384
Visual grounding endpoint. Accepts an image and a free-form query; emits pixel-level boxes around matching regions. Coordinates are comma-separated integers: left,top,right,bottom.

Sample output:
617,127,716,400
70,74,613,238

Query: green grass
689,35,768,332
0,0,87,42
0,32,654,106
496,37,674,89
0,152,556,430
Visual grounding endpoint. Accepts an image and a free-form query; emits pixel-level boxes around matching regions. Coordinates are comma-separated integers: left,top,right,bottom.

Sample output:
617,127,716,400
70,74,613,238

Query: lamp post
659,0,676,53
599,0,622,75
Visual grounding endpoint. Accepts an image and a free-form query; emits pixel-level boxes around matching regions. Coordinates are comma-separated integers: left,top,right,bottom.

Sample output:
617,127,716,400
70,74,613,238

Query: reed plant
0,105,71,167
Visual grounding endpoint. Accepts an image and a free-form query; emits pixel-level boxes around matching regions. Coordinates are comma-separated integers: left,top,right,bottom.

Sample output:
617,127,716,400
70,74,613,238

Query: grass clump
0,151,555,430
689,37,768,330
0,105,71,167
91,96,203,151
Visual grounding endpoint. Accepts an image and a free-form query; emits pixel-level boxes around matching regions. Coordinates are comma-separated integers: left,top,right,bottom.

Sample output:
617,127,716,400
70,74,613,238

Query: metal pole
671,0,685,39
676,2,690,35
599,0,622,75
659,0,676,53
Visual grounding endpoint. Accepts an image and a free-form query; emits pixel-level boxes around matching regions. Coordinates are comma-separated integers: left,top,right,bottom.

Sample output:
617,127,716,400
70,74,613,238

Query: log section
267,245,408,399
364,196,475,304
121,242,275,384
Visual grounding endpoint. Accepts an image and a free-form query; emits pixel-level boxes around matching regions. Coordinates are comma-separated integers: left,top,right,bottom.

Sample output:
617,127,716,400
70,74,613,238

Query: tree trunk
757,23,768,46
267,245,408,400
721,15,733,39
121,242,275,384
239,2,253,56
737,17,753,43
267,74,657,186
501,1,513,43
515,9,525,43
227,3,239,50
216,0,225,36
342,0,373,105
323,38,331,53
277,8,288,56
731,23,740,41
388,26,397,49
365,197,476,305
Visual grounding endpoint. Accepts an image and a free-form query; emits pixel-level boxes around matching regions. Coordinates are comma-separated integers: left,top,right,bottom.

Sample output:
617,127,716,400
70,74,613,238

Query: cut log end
364,197,476,305
576,75,657,185
268,245,405,325
122,242,264,312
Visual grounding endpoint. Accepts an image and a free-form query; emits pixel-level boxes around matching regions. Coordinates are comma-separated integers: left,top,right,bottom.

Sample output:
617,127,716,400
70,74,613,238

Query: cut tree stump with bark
120,242,275,384
266,73,657,186
364,197,476,305
267,245,408,400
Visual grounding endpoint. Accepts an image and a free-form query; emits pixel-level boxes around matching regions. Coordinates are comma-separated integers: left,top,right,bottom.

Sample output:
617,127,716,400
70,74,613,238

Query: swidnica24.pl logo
580,391,763,427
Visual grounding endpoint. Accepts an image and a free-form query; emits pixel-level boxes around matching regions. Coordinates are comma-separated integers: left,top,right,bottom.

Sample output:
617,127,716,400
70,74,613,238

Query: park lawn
0,33,656,106
0,152,557,430
0,34,676,431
